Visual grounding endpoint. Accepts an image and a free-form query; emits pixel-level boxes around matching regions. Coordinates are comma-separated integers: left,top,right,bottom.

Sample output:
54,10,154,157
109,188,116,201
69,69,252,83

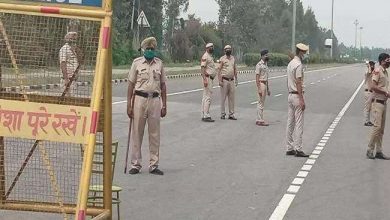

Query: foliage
244,53,290,67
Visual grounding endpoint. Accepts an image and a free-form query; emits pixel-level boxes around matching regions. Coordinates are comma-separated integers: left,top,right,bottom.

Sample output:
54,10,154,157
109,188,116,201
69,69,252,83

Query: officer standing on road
285,43,310,157
218,45,238,120
366,53,390,160
127,37,167,175
201,43,216,122
363,61,375,126
255,49,271,126
59,32,83,96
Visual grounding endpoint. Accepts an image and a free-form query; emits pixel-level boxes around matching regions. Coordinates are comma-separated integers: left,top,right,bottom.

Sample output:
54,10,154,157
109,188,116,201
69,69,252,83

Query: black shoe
202,117,215,122
221,115,226,120
366,151,375,159
228,116,237,120
129,168,140,175
149,168,164,175
295,150,309,157
364,122,374,126
286,150,296,156
375,152,390,160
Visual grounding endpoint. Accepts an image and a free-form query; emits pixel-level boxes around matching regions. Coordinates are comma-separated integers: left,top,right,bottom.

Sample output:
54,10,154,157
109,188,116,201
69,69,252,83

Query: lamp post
353,19,359,58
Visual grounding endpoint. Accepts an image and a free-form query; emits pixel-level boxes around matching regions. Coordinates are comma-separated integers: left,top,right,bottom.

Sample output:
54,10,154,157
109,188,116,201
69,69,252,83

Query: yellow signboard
0,99,92,144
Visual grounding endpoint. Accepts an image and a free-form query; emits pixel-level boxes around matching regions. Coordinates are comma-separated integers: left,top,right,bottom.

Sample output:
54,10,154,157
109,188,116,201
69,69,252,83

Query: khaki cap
224,45,232,50
206,43,214,48
141,37,157,49
296,43,309,51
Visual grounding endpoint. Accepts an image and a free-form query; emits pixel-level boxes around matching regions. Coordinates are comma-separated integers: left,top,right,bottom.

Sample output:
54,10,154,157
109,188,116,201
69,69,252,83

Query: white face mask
302,54,309,61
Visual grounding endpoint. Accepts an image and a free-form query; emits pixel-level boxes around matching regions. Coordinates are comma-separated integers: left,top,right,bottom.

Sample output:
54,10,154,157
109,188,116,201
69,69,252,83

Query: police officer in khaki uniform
218,45,238,120
127,37,167,175
59,32,83,96
367,53,390,160
285,43,310,157
255,49,271,126
363,61,375,126
201,43,216,122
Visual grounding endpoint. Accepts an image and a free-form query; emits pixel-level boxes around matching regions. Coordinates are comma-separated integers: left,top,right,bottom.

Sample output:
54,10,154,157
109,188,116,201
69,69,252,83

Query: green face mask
144,49,156,60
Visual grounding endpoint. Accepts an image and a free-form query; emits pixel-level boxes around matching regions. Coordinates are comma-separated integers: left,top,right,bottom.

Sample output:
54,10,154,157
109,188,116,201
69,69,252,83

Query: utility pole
131,0,135,30
291,0,296,53
353,19,359,49
353,19,359,58
360,26,363,59
330,0,334,59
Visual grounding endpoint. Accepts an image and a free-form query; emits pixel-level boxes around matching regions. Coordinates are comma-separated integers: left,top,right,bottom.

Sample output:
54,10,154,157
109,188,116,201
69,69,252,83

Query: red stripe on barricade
40,7,60,14
102,27,110,49
90,111,99,134
78,210,85,220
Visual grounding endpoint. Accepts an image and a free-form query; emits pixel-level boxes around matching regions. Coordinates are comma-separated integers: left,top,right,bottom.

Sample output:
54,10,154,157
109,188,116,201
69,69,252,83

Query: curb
1,81,92,92
1,68,287,91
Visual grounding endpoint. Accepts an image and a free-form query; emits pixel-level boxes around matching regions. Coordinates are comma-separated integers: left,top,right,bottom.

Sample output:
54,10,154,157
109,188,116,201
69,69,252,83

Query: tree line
111,0,387,65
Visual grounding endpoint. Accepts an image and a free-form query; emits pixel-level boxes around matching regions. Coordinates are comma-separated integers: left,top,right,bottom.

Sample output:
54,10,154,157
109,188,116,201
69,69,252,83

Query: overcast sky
185,0,390,49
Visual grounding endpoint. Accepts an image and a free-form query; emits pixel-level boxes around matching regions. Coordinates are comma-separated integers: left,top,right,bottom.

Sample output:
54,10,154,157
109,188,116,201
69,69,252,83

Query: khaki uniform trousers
202,78,212,118
286,94,304,151
256,82,267,122
368,102,386,153
363,91,373,123
60,78,77,96
131,95,161,171
220,79,235,116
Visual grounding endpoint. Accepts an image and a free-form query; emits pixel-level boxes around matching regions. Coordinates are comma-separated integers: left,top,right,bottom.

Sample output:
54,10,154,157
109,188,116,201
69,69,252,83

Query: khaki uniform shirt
255,59,269,82
372,66,389,101
287,56,304,92
364,69,373,90
59,43,79,78
201,52,216,78
128,57,167,93
219,55,236,78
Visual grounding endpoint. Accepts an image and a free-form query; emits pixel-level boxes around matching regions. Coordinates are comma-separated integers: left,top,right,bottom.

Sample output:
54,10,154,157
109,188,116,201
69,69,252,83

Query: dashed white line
268,80,364,220
275,94,283,97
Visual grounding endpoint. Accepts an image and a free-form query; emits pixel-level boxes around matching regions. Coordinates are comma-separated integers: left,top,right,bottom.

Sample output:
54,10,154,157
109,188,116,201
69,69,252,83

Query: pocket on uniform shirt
137,69,149,81
153,70,161,81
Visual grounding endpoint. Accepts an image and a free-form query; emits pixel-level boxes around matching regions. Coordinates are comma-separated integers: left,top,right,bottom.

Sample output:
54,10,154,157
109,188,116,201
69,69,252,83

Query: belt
222,76,234,81
374,99,386,105
289,91,304,94
135,90,159,98
365,89,373,92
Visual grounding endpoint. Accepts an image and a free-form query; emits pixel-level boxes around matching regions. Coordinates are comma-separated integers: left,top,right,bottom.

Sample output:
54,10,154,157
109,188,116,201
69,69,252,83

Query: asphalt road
2,64,390,220
107,64,390,220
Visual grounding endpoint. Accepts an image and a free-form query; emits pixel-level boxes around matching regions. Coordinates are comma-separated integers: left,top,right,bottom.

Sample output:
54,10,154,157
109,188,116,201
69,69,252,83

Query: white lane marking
305,159,316,165
275,94,283,97
310,82,315,85
287,185,300,194
297,171,309,178
317,80,321,83
251,101,258,105
112,65,351,105
269,194,295,220
301,164,312,171
312,150,322,155
292,177,305,185
268,79,364,220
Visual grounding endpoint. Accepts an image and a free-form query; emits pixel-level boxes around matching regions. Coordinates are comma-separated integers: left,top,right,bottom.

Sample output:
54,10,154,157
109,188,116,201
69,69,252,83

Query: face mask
209,48,214,54
302,54,309,61
225,50,232,56
144,49,156,60
264,57,270,62
68,39,77,46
